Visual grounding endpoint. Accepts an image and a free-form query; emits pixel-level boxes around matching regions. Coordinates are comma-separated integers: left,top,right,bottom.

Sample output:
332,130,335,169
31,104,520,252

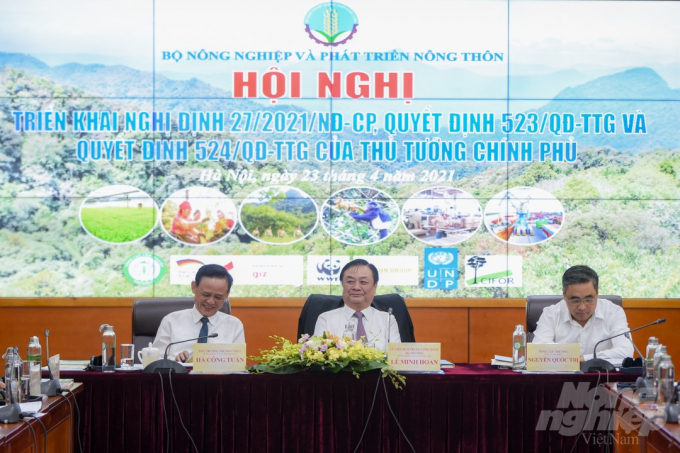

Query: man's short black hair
195,264,233,290
339,259,379,284
562,265,598,293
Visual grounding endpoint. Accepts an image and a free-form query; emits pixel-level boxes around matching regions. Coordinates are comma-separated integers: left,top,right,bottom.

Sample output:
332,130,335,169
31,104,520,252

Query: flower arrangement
249,333,405,388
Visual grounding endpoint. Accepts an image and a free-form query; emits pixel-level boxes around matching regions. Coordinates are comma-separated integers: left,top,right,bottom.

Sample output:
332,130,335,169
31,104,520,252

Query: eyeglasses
566,297,596,305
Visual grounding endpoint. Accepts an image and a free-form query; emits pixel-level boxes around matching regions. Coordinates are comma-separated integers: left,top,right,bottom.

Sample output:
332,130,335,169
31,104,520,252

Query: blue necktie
198,317,209,343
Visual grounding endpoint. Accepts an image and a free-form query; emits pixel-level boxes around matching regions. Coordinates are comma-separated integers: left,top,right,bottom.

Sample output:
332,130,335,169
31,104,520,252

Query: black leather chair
526,295,622,342
131,298,231,362
297,294,416,342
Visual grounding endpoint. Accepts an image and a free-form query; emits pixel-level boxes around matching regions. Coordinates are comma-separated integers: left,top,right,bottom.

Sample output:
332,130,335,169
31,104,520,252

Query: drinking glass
120,344,135,369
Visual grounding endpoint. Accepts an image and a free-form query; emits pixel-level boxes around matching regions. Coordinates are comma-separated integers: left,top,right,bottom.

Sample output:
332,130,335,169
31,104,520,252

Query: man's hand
579,355,585,363
175,350,190,362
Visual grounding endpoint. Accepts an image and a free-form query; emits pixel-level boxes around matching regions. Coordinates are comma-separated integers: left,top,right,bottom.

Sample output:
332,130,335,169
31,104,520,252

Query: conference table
605,382,680,452
0,383,82,453
57,364,641,453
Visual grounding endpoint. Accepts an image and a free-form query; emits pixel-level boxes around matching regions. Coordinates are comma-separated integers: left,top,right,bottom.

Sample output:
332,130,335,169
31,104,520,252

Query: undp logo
304,2,359,46
424,248,458,290
427,251,455,266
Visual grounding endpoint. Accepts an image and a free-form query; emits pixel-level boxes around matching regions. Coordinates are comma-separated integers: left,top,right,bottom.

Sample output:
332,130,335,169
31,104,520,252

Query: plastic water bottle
512,325,526,370
3,347,23,403
645,337,658,380
653,345,667,380
27,336,42,369
657,354,675,406
342,321,356,340
99,324,116,372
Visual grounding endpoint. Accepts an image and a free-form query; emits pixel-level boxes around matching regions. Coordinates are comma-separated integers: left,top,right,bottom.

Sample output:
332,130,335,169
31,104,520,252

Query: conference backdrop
1,0,679,298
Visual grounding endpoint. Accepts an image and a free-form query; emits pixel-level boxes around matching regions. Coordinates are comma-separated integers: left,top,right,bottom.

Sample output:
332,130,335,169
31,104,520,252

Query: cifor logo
466,256,487,284
304,3,358,46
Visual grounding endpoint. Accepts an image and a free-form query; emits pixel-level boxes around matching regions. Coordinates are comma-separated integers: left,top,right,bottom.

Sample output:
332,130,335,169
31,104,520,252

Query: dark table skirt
63,363,635,453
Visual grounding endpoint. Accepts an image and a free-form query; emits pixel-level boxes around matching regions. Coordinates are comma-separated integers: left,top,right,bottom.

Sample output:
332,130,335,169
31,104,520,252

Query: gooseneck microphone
164,333,218,360
581,318,666,373
624,332,645,364
386,308,393,345
144,333,219,374
45,330,52,379
41,329,62,397
592,319,665,360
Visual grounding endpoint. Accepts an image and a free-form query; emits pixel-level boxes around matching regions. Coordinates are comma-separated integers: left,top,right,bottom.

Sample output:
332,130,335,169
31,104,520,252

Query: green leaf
313,29,332,41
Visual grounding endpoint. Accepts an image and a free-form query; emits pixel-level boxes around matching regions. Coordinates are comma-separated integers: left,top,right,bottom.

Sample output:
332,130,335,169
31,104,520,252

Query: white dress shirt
152,306,245,359
313,305,401,350
532,298,633,363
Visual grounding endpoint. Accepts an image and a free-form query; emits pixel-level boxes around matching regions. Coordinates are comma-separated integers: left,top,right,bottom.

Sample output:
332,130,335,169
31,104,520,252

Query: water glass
20,362,31,401
120,344,135,369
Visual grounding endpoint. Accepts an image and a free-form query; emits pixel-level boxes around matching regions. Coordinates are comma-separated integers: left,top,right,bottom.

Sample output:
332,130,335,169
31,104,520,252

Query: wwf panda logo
317,258,342,276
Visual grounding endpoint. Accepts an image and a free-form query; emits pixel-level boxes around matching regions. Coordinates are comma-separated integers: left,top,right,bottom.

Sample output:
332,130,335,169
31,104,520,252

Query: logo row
123,252,523,290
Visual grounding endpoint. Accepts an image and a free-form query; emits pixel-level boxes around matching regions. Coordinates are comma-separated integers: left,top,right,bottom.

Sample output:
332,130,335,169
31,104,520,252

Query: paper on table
491,359,513,367
19,401,43,415
42,360,89,372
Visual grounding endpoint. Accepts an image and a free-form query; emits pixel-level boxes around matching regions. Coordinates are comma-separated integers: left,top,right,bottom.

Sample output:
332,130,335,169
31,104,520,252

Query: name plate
49,354,60,380
192,344,246,373
388,343,441,372
527,343,580,372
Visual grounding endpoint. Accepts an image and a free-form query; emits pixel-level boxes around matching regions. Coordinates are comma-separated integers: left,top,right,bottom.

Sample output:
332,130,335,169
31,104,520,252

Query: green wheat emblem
318,7,341,43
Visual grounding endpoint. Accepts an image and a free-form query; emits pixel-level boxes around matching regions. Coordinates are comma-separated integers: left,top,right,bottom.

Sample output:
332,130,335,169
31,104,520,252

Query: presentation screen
1,0,679,298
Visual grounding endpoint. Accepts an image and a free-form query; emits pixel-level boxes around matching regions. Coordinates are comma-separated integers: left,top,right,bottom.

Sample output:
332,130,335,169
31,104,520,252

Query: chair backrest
131,298,231,362
297,293,416,342
526,295,622,341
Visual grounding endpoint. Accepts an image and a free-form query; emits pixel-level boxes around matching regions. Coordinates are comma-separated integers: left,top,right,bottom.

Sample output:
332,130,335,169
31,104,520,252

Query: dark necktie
354,312,367,341
198,317,209,343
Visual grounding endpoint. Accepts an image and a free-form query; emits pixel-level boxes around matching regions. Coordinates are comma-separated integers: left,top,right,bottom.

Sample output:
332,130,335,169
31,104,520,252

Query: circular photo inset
484,186,565,245
240,186,318,244
321,187,400,245
402,187,482,245
80,185,157,244
160,187,237,246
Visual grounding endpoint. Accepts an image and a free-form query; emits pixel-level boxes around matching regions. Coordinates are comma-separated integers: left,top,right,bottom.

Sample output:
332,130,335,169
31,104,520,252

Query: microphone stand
144,333,218,374
624,333,645,364
41,329,61,397
580,318,665,373
623,333,657,397
386,308,393,345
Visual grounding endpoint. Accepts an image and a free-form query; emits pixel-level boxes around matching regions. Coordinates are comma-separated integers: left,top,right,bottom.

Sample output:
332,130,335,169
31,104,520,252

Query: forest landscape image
0,1,679,298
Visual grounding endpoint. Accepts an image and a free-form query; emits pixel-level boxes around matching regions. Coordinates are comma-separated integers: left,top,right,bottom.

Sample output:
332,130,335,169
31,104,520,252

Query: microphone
620,333,648,385
144,333,218,374
622,333,645,371
386,308,393,346
41,329,62,397
581,318,666,373
624,332,645,363
45,329,52,379
164,333,218,360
